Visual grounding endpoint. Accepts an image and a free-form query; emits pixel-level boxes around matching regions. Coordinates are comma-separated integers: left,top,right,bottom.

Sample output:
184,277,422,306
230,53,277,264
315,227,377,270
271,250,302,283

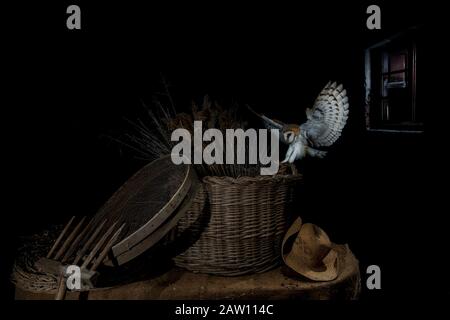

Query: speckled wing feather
246,105,289,144
300,81,349,147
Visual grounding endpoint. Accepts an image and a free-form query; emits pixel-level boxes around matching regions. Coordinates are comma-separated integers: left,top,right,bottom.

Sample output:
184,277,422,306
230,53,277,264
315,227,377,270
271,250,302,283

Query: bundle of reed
126,95,260,178
11,226,62,292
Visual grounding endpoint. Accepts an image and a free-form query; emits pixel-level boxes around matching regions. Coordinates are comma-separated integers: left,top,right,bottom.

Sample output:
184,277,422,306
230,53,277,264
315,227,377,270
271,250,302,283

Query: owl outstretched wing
300,81,349,147
246,105,290,144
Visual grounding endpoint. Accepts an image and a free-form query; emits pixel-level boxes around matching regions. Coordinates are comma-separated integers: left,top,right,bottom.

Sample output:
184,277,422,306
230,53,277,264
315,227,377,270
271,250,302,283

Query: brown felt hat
282,217,339,281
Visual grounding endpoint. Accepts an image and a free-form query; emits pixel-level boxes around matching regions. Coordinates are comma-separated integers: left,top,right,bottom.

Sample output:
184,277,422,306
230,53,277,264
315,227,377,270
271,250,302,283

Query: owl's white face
283,131,296,143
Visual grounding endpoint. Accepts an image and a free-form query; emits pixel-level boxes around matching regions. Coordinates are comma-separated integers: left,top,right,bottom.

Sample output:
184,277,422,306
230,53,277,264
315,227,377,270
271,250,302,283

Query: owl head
282,125,300,143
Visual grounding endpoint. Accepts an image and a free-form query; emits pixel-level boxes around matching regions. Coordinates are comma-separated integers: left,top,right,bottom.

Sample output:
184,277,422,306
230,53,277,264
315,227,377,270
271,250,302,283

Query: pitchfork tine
47,216,75,259
81,221,118,269
91,223,125,271
54,216,87,260
61,216,96,263
73,219,108,266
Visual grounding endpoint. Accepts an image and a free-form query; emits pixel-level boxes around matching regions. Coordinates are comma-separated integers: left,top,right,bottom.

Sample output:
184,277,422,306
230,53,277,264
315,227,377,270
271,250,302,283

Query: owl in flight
249,81,349,163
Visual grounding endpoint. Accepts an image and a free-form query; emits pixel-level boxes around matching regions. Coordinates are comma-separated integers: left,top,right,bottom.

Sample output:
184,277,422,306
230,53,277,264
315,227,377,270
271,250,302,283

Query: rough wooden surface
15,245,360,300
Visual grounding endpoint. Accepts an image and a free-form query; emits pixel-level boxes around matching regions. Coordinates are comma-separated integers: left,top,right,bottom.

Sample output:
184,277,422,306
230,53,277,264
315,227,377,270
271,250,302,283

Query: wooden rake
35,216,125,300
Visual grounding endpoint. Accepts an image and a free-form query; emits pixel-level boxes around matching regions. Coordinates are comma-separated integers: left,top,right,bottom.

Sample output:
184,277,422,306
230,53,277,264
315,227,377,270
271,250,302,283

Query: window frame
364,29,422,133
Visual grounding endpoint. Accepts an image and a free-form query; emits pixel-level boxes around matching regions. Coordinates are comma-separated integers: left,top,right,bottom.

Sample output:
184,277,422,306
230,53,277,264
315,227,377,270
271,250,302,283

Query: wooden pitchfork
36,216,125,300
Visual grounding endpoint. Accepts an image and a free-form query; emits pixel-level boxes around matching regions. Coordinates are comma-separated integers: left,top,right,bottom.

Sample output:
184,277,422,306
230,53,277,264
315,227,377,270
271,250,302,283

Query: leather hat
282,217,339,281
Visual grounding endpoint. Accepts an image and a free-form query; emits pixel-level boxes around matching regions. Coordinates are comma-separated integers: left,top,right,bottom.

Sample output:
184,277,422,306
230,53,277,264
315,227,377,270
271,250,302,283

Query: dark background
3,1,441,301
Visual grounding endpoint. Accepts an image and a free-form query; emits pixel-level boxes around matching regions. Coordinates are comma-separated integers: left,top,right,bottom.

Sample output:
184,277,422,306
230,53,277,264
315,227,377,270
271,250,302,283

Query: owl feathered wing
246,105,290,144
247,81,349,148
300,81,349,147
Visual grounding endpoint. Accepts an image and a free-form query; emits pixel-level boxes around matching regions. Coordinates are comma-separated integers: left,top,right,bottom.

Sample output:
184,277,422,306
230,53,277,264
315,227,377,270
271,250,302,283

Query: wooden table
15,245,360,300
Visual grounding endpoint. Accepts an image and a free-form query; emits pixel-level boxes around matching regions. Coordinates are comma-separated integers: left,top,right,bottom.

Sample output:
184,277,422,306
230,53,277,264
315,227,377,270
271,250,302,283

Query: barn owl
249,81,349,163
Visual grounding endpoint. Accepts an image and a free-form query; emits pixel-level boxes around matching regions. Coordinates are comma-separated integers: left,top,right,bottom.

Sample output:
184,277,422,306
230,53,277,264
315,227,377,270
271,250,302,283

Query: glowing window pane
389,53,406,72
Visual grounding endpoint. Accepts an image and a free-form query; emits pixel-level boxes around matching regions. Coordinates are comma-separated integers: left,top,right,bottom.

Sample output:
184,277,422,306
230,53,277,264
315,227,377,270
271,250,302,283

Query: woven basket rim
203,173,303,185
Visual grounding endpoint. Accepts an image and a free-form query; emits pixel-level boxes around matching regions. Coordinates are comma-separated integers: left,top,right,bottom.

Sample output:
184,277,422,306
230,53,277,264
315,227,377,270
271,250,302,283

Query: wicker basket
174,171,302,276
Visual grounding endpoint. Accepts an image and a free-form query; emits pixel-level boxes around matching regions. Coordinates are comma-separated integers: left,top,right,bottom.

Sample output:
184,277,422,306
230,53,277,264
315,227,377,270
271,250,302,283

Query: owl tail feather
307,148,327,159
